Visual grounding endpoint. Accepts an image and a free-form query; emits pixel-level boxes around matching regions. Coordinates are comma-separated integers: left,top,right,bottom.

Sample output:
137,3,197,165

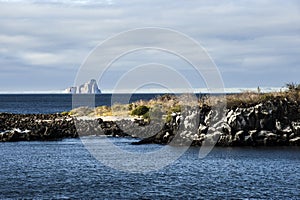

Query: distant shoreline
0,86,287,95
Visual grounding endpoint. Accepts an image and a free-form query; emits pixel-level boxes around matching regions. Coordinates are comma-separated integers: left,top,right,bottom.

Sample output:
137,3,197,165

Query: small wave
0,128,31,135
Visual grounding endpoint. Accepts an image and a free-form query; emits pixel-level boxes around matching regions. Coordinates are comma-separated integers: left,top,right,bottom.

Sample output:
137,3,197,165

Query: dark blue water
0,94,299,199
0,138,299,199
0,94,169,114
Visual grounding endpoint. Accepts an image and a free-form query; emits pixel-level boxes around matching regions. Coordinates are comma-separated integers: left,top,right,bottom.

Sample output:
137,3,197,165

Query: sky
0,0,299,93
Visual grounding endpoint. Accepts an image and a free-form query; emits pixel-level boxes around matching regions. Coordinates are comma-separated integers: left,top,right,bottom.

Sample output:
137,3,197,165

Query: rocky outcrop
75,118,127,137
0,113,77,142
133,98,300,146
1,98,299,146
0,114,124,142
65,79,101,94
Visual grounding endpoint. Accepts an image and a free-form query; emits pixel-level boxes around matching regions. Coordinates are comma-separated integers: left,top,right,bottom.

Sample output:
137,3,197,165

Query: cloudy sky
0,0,299,92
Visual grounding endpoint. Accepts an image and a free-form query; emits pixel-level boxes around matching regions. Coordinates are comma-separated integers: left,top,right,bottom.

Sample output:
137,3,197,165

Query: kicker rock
65,87,77,94
65,79,101,94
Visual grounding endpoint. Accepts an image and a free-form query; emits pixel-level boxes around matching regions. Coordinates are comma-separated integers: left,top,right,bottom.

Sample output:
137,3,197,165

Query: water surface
0,138,299,199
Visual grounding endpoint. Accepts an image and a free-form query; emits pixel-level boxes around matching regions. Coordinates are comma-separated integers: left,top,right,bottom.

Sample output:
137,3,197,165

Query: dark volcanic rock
133,98,300,147
0,113,127,142
1,98,299,146
0,113,77,142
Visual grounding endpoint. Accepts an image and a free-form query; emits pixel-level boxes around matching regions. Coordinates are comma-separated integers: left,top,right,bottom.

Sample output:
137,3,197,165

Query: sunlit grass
67,83,300,117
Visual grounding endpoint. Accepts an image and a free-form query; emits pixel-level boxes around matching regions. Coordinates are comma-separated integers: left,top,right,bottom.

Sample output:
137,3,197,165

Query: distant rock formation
65,79,101,94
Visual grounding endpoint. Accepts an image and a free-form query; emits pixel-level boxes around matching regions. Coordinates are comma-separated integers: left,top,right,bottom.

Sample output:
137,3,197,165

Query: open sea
0,94,299,199
0,94,166,114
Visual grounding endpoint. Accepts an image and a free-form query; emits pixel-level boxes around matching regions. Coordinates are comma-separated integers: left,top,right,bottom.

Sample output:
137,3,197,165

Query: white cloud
0,0,299,91
21,52,65,65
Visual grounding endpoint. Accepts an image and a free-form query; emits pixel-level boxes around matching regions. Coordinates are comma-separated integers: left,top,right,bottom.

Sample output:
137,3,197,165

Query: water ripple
0,139,299,199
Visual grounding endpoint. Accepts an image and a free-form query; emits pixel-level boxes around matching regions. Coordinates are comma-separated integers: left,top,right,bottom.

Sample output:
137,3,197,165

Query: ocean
0,94,168,114
0,94,299,199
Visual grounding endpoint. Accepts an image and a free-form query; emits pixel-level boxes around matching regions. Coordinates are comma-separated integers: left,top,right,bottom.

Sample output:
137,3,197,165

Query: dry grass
94,106,112,116
68,85,300,116
225,90,300,108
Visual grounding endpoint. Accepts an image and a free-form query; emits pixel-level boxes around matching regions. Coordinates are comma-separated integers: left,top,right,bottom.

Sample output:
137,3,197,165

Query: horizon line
0,87,287,94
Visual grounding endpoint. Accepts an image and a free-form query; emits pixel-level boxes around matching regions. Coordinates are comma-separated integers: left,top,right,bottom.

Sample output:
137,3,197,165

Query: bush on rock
131,105,150,116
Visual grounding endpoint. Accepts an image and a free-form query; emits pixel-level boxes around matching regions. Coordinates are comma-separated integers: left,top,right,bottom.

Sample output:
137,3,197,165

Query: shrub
170,105,181,113
131,105,149,116
61,111,69,116
165,114,173,123
165,104,181,123
128,103,133,111
166,104,181,115
142,112,150,120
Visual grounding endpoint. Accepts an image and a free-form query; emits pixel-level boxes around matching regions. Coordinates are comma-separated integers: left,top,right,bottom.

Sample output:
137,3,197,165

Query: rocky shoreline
0,113,130,142
134,98,300,146
0,113,77,142
0,98,299,146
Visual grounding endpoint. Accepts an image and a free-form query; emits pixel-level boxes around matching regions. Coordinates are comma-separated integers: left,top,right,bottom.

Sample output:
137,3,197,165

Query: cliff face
133,98,300,146
65,79,101,94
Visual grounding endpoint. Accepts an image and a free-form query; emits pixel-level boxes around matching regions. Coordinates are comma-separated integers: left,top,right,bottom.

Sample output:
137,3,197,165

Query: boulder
291,122,300,136
289,137,300,146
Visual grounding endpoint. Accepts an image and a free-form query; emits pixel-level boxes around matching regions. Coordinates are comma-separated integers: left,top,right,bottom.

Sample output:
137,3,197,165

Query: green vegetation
131,105,150,116
61,111,70,116
168,104,181,113
142,112,150,120
164,104,181,123
165,114,173,123
66,83,300,119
